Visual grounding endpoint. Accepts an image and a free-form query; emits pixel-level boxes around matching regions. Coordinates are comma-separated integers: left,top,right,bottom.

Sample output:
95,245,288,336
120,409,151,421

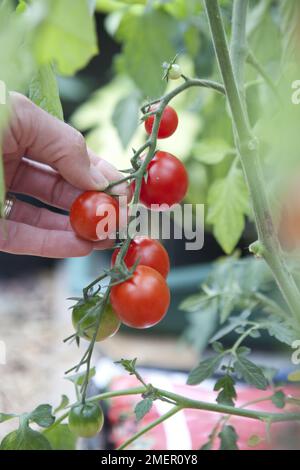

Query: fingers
10,159,81,210
9,199,72,231
4,93,108,191
0,220,113,258
89,150,132,199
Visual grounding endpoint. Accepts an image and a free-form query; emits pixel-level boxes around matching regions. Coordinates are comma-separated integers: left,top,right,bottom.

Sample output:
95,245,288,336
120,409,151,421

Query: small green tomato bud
168,64,182,80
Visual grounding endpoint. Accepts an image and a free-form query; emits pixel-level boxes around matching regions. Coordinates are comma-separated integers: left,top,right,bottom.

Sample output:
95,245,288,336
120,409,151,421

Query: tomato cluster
69,105,188,332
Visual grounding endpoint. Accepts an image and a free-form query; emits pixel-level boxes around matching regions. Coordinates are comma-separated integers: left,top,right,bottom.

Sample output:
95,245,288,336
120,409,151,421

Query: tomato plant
110,265,170,328
111,236,170,278
68,403,104,438
144,105,178,139
72,296,120,342
70,191,119,242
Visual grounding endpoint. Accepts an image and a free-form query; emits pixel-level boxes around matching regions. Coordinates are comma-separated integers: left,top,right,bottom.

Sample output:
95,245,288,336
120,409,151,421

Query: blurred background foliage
0,0,299,255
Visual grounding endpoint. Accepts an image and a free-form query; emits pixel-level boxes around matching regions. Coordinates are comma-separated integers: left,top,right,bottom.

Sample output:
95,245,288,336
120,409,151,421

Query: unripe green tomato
72,296,120,342
68,403,104,438
168,64,182,80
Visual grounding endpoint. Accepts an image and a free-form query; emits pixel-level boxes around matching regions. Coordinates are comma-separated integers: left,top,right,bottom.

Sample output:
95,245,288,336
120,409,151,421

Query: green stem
118,406,182,450
247,50,281,102
230,0,248,99
204,0,300,323
157,388,300,423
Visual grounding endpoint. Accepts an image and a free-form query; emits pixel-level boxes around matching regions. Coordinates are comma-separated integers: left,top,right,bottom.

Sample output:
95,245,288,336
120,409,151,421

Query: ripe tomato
70,191,119,242
111,236,170,278
72,296,120,342
110,265,170,329
68,403,104,438
133,151,188,209
144,105,178,139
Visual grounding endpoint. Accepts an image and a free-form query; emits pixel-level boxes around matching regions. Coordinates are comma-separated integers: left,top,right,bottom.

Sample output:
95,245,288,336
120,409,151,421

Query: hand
0,92,129,258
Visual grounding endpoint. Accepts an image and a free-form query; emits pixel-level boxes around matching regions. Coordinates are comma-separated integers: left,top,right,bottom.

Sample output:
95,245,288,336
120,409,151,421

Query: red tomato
144,105,178,139
132,151,188,209
110,265,170,329
70,191,119,242
111,236,170,278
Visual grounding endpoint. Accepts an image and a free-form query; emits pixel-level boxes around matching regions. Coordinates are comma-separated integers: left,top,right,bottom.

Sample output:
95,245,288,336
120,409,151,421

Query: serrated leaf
271,391,286,409
0,427,51,450
265,320,297,346
212,342,224,354
207,167,249,254
0,413,16,424
218,425,239,450
234,356,268,390
214,375,237,407
187,355,222,385
44,424,76,450
134,398,153,421
112,92,139,148
29,404,55,429
29,64,63,120
34,0,98,76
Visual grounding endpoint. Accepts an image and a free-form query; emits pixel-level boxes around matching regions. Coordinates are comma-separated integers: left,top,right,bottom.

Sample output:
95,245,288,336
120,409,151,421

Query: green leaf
112,92,139,149
0,413,16,424
207,167,249,254
66,367,96,386
34,0,98,76
214,375,237,407
134,398,153,421
218,425,239,450
264,319,298,346
187,355,222,385
121,10,177,97
184,299,219,353
115,358,138,375
193,140,231,165
234,356,268,390
29,64,63,120
54,395,69,414
44,424,76,450
29,404,55,428
271,391,286,409
200,441,212,450
0,427,51,450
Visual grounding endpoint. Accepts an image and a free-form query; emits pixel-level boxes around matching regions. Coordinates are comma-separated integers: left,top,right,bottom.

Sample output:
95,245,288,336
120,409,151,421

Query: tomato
133,151,188,209
70,191,119,242
168,64,182,80
68,403,104,438
111,236,170,278
144,105,178,139
72,296,120,342
110,265,170,329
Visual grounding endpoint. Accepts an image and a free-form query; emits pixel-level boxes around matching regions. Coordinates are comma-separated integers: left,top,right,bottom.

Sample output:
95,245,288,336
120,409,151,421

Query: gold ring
3,194,15,220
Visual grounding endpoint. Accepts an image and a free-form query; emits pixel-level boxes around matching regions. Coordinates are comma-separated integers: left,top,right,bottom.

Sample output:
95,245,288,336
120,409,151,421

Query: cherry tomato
110,265,170,329
144,105,178,139
132,151,188,209
70,191,119,242
72,296,120,342
111,236,170,278
68,403,104,438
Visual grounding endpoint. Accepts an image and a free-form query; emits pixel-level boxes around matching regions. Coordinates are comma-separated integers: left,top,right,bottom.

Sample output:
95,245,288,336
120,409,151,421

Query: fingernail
90,164,109,189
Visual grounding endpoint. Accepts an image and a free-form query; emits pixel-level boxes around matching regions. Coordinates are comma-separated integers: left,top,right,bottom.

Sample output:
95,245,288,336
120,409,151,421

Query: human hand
0,93,129,258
